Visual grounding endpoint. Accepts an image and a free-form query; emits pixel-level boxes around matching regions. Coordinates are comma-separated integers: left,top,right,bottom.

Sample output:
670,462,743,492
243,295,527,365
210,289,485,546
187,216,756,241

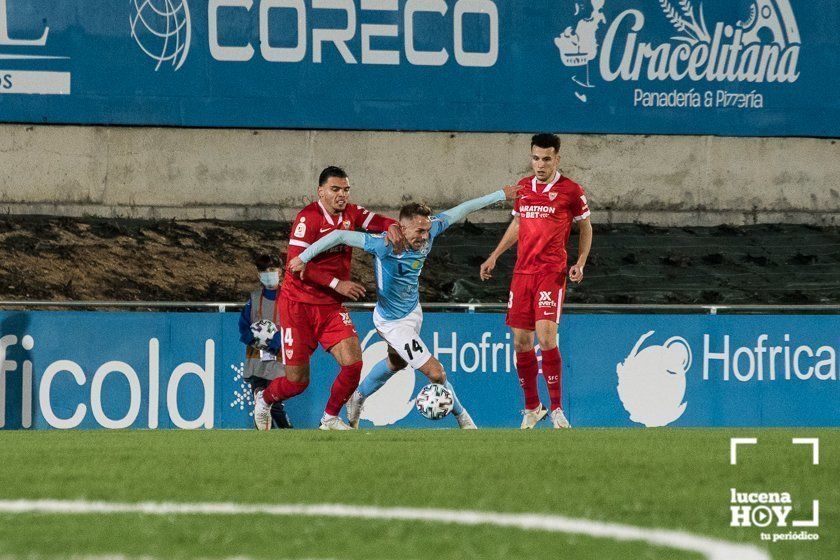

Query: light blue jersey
298,190,505,320
363,216,444,320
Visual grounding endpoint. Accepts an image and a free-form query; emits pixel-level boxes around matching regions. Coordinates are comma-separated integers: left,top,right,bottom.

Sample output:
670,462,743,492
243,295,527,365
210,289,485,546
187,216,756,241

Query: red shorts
505,272,567,331
278,298,358,366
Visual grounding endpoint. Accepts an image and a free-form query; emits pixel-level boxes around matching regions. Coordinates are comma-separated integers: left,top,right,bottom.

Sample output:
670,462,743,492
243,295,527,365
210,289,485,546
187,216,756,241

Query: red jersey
512,172,590,275
282,201,396,305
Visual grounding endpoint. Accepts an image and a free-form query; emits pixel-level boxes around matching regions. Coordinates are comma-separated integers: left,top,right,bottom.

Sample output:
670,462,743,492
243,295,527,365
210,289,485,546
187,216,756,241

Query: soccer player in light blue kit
289,185,517,429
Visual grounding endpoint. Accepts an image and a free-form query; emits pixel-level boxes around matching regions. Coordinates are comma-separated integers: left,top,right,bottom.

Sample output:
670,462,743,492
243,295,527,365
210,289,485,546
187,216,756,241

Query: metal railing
0,300,838,314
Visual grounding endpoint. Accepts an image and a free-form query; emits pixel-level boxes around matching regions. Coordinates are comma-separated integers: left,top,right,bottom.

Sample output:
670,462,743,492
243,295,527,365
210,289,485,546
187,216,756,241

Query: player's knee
426,361,446,384
339,340,363,364
537,335,557,351
285,365,310,383
513,339,534,353
387,355,407,372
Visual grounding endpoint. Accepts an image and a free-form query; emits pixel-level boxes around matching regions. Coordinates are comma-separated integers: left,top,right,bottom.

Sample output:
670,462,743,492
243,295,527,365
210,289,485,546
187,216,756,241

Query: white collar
317,200,342,226
531,171,561,194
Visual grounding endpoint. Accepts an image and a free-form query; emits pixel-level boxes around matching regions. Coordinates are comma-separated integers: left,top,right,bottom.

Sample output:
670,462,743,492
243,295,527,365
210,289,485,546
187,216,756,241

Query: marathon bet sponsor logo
555,0,801,106
519,205,556,219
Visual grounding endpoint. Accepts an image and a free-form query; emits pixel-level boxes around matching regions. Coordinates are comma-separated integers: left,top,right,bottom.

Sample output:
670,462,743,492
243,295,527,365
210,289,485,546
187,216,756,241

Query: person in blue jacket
239,254,293,429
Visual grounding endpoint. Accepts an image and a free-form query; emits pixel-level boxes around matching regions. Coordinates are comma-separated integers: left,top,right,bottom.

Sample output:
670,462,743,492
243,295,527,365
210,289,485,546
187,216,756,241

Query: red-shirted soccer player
254,166,403,430
480,134,593,429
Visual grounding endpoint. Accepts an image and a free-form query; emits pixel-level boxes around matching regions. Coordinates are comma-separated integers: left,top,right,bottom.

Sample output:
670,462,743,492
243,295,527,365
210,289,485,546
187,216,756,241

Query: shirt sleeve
352,205,397,233
571,185,591,222
299,230,367,263
435,190,505,236
239,300,255,346
363,233,390,258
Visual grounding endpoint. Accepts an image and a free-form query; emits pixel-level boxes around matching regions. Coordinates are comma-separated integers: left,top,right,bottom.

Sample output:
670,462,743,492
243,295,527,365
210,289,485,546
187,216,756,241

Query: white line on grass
0,500,770,560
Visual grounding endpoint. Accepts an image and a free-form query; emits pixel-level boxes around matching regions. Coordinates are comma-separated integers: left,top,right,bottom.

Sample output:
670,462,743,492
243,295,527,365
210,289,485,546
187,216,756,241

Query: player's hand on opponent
385,223,407,254
502,184,520,200
569,263,585,283
479,256,497,281
288,257,305,274
335,280,366,301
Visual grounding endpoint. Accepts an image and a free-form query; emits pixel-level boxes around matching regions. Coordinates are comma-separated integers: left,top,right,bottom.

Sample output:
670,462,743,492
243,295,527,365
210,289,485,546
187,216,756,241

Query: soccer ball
415,383,454,420
250,320,277,349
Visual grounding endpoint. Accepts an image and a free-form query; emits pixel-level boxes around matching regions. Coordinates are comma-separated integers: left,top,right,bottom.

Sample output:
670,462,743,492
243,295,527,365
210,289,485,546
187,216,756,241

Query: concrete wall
1,124,838,225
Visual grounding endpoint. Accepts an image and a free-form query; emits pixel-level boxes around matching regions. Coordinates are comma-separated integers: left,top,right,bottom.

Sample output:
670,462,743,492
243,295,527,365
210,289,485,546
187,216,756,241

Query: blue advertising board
0,310,838,429
0,1,836,137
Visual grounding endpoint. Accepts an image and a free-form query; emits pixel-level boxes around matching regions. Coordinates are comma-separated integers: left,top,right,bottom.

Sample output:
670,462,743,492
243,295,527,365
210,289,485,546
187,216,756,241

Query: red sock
541,347,563,411
325,361,363,416
263,377,309,404
515,350,541,410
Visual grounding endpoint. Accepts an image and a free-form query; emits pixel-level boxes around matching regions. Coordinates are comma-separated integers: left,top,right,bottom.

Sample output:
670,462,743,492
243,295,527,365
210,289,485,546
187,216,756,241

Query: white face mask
259,271,279,288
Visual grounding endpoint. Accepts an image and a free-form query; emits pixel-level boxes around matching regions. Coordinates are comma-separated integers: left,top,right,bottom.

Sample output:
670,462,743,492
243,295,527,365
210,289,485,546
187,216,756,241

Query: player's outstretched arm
569,216,592,283
438,187,516,228
288,230,367,273
480,216,519,281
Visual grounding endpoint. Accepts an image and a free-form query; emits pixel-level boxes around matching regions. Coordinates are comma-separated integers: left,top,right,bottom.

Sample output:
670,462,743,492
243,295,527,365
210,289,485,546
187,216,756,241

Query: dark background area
0,216,837,305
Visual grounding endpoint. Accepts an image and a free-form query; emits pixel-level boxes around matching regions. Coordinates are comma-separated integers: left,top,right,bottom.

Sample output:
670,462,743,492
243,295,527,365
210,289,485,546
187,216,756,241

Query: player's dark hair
399,203,433,221
254,254,281,272
531,133,561,153
318,166,348,186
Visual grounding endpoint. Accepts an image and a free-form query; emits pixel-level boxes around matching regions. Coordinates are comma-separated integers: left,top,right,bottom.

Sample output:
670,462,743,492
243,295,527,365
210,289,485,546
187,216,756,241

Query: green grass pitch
0,429,836,560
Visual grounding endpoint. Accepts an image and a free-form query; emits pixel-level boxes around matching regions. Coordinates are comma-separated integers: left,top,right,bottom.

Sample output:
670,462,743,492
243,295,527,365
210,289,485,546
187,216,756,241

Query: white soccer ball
415,383,454,420
250,320,277,349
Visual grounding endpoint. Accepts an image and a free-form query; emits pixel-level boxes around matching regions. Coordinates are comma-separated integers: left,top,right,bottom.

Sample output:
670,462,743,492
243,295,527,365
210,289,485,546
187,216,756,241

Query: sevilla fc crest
549,192,558,201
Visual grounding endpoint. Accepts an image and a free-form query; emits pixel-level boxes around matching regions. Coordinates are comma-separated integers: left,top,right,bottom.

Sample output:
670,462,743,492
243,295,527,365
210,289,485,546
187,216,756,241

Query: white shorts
373,305,432,370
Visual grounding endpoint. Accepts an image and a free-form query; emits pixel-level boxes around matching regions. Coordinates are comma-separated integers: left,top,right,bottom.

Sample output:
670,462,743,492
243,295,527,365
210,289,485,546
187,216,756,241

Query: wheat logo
556,1,801,102
358,330,416,426
616,331,691,427
130,0,192,71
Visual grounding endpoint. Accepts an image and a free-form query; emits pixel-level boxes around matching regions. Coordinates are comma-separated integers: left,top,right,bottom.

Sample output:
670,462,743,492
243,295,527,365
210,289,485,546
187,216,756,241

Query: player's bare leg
255,363,310,431
512,327,547,429
320,336,363,430
535,320,570,429
415,356,477,429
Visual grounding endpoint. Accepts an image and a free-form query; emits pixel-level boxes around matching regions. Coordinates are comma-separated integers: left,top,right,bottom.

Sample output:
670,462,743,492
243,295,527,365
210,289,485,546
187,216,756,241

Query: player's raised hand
288,257,305,274
385,222,407,254
479,256,497,281
502,184,520,200
569,263,585,283
335,280,366,301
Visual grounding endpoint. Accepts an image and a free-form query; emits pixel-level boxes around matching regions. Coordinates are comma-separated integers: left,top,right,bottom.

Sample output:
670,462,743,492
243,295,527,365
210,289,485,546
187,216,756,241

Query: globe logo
130,0,192,71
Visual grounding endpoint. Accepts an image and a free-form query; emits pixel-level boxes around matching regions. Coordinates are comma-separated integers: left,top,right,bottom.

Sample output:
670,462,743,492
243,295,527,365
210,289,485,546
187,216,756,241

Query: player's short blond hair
399,202,433,221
